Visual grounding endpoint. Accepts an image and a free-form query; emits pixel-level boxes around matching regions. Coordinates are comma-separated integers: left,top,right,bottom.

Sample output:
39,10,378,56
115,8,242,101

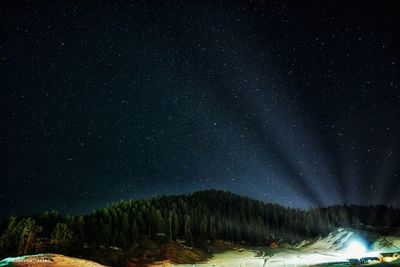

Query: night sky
1,1,399,217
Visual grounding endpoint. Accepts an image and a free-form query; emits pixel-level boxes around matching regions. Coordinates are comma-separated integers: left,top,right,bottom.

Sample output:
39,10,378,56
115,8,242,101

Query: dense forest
1,190,400,260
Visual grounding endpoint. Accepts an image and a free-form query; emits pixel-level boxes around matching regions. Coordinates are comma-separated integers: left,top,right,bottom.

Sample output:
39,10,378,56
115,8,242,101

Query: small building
359,257,380,265
379,252,400,262
347,258,360,266
269,242,278,249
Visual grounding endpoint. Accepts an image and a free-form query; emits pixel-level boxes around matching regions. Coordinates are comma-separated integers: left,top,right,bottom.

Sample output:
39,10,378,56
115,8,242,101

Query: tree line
1,190,400,258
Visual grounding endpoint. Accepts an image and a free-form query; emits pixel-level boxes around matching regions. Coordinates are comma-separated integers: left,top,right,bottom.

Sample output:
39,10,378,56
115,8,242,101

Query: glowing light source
382,256,394,262
344,239,368,258
346,240,367,254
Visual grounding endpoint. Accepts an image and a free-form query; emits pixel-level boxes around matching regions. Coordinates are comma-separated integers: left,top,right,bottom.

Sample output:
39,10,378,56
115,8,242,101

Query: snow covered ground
0,254,107,267
373,236,400,253
171,249,350,267
172,228,400,267
2,228,400,267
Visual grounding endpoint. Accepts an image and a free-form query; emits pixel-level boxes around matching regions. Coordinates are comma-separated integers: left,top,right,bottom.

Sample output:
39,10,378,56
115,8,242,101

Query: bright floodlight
345,240,367,258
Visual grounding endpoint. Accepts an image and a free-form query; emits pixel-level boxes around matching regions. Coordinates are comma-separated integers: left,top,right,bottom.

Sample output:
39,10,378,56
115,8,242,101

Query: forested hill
1,190,400,259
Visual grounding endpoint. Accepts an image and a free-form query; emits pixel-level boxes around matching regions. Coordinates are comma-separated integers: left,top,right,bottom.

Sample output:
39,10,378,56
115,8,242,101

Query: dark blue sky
1,0,399,216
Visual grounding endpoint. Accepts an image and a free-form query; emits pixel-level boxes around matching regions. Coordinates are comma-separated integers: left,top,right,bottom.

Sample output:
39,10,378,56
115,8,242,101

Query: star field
1,1,399,216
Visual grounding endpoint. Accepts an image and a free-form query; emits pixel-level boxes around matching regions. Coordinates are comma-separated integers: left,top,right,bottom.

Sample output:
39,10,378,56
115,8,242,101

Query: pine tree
184,214,193,245
17,218,39,255
51,223,74,251
172,210,179,240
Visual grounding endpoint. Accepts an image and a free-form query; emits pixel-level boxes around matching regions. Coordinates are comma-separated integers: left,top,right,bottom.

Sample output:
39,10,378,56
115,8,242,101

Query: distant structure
379,252,400,263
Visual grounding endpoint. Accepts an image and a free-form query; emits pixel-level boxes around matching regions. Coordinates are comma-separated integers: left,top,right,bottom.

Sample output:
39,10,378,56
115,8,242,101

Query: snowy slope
372,236,400,252
298,228,355,252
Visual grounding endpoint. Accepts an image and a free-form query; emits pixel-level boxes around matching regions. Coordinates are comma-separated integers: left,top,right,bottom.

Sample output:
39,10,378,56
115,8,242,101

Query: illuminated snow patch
345,240,367,256
0,254,48,267
0,255,28,266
